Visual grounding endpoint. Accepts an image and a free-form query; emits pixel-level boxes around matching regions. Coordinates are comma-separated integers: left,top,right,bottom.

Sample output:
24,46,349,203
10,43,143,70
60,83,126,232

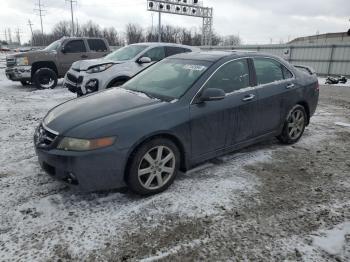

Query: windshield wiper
127,89,158,100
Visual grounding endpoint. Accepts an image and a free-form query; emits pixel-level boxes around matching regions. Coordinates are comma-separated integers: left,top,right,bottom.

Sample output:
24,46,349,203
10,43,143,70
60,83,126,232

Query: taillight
315,81,319,91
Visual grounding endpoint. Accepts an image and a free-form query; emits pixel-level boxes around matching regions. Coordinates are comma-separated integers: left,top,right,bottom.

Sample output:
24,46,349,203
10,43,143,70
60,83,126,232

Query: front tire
20,80,31,86
126,138,180,195
33,68,58,89
278,105,307,144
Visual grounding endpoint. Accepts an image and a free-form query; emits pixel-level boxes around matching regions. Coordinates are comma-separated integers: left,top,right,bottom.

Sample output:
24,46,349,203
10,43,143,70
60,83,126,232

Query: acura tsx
34,51,319,195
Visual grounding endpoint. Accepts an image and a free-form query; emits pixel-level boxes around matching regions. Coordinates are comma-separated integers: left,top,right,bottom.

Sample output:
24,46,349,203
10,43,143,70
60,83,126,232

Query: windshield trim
43,40,61,51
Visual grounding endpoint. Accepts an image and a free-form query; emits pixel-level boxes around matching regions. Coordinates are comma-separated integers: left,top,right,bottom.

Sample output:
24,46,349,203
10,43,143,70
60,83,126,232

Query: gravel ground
0,63,349,262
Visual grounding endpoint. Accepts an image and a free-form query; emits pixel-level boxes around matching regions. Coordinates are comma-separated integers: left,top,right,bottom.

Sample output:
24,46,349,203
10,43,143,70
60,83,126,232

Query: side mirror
61,46,66,54
138,57,152,64
199,88,226,102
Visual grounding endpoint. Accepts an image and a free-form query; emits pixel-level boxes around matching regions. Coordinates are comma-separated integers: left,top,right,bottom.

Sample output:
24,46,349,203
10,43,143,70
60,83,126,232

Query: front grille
67,73,83,85
34,125,58,148
6,57,16,67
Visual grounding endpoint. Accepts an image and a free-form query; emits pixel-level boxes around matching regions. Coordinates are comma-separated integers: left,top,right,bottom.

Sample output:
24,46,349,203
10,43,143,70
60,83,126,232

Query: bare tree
103,27,123,46
126,23,144,44
52,21,71,39
221,34,241,46
25,20,240,48
80,21,102,38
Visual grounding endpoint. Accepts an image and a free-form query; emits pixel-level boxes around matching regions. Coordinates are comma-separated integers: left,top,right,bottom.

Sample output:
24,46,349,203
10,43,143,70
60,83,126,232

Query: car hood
8,50,53,58
72,58,127,71
44,88,162,135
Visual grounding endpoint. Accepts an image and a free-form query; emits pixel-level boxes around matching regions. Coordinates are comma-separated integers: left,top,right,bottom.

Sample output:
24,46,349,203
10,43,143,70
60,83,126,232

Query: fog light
86,79,98,93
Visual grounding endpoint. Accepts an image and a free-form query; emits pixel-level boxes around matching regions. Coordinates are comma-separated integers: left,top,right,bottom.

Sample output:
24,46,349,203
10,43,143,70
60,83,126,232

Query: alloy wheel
138,146,176,190
287,109,305,139
40,75,55,88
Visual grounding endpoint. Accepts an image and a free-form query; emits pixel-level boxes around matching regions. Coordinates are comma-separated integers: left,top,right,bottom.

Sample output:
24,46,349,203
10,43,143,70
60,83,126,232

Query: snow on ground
312,222,350,256
318,77,350,88
0,58,349,261
282,216,350,261
0,66,267,260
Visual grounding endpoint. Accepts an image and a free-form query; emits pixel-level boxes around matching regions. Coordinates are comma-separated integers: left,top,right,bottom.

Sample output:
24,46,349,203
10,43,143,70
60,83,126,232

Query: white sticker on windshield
183,64,207,71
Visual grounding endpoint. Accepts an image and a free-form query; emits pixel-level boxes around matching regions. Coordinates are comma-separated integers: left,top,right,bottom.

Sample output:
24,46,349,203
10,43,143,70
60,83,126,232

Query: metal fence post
289,46,294,63
327,45,335,76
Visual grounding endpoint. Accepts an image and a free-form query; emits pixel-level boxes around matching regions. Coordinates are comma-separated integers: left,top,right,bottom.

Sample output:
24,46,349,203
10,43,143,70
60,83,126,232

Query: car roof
130,42,198,50
168,50,281,62
59,36,106,41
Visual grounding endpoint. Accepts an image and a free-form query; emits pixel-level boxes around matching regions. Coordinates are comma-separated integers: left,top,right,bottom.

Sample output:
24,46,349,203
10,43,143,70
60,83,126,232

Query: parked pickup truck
5,37,110,89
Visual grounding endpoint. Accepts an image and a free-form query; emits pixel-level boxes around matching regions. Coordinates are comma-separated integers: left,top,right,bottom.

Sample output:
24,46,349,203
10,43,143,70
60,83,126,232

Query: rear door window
282,66,293,79
165,47,188,57
254,58,284,85
143,47,165,61
87,39,108,52
64,40,86,53
203,59,250,94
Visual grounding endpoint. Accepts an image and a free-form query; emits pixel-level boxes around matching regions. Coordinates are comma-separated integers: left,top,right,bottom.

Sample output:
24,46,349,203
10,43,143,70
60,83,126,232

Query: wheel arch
106,75,131,88
31,61,58,78
296,101,310,125
124,132,189,182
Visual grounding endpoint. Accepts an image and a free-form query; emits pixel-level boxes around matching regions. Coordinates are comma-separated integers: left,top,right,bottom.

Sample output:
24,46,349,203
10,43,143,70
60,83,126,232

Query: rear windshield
123,59,211,101
294,66,312,75
105,45,148,61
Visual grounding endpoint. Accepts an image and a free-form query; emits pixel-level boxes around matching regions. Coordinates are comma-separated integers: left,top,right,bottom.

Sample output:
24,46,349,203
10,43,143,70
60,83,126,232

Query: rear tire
278,105,307,144
126,138,180,195
33,68,58,89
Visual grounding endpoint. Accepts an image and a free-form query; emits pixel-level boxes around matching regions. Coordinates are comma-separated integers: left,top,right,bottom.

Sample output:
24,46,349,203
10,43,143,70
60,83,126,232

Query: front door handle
286,83,295,89
242,94,255,102
81,55,88,59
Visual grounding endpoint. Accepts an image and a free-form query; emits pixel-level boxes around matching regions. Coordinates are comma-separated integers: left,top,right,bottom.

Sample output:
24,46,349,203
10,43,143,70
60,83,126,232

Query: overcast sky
1,0,349,44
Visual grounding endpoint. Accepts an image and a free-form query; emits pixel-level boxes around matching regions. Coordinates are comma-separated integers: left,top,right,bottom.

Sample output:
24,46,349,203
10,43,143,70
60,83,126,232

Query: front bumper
64,69,100,96
35,145,129,192
5,66,31,81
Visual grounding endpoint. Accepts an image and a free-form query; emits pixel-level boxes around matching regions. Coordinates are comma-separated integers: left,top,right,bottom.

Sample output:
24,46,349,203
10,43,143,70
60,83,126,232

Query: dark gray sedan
34,51,319,195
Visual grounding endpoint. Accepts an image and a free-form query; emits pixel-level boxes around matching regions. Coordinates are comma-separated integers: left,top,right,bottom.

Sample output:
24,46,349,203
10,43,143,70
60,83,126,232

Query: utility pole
15,28,22,45
28,19,34,45
66,0,77,37
151,13,154,38
34,0,45,36
8,28,12,44
158,11,161,42
4,29,8,43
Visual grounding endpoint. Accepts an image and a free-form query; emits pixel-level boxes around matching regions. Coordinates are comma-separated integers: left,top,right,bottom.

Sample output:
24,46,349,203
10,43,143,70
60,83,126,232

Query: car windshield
43,40,61,51
105,45,148,61
123,59,211,101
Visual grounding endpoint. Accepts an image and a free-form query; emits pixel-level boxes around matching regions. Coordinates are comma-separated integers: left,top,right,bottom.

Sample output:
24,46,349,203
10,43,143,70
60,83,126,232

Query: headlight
86,63,113,74
16,57,29,66
57,137,116,151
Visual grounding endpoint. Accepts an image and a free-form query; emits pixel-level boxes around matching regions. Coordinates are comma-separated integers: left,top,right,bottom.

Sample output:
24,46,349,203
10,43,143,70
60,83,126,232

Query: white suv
64,42,198,96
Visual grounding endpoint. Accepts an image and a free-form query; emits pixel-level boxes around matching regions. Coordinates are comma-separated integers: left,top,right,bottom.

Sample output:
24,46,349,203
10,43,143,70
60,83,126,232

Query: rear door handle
286,83,295,89
242,94,255,102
